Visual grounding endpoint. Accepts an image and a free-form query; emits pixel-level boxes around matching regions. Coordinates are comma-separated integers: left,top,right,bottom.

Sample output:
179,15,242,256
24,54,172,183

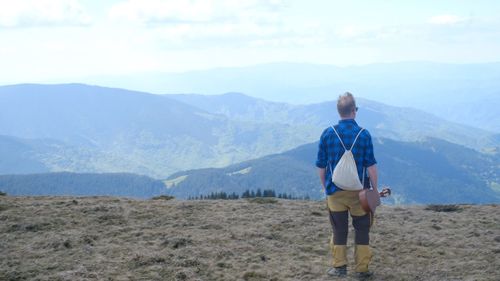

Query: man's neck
340,116,355,120
342,112,356,120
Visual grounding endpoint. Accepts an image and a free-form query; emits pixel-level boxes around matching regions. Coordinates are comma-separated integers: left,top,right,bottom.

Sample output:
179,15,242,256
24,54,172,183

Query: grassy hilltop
0,196,499,281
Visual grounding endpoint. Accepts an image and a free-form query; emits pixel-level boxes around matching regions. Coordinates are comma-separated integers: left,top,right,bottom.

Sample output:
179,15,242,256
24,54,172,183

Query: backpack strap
331,126,347,151
352,128,365,150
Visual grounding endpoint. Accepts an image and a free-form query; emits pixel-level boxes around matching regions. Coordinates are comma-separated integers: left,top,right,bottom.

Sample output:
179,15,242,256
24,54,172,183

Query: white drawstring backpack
330,126,365,191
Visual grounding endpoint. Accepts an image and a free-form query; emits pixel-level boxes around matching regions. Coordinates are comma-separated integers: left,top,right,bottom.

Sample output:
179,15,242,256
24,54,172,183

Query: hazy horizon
1,0,500,85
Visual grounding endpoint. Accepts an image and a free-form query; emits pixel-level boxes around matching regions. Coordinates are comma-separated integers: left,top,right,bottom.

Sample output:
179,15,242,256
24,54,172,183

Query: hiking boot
355,271,373,280
327,265,347,277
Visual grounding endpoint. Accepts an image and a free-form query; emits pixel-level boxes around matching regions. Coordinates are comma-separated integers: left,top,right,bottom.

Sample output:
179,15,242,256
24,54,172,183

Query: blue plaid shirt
316,119,377,195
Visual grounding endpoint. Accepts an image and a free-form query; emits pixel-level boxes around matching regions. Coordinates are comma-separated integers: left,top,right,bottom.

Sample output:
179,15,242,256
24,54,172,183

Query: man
316,92,378,279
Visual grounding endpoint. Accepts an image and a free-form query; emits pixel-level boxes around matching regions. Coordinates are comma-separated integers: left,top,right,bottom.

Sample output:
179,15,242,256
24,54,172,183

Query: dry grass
151,195,175,201
424,204,463,213
0,196,499,281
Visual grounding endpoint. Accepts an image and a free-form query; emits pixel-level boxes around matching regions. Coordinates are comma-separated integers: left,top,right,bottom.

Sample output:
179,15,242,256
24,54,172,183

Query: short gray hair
337,92,357,117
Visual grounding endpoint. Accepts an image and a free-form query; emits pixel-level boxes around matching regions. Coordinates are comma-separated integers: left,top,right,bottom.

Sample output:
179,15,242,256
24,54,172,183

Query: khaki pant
327,190,372,273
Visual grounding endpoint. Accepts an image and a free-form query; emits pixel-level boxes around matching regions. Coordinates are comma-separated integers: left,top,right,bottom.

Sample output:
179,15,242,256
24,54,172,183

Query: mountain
168,92,292,124
168,92,499,151
0,83,221,145
165,137,500,204
0,172,166,198
0,84,316,177
83,62,500,132
2,83,497,184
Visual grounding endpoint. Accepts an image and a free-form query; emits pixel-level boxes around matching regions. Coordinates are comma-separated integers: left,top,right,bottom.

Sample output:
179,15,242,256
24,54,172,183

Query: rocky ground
0,196,499,281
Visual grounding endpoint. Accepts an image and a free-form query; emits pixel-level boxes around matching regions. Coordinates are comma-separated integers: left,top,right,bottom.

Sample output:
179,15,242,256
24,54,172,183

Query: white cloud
335,25,364,39
0,0,91,28
109,0,283,25
249,36,325,48
108,0,292,48
428,14,465,25
109,0,213,24
158,22,283,41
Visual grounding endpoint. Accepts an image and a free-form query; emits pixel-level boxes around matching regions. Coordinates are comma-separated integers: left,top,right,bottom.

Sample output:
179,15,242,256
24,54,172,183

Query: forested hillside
0,135,50,174
0,84,316,177
169,92,499,150
165,137,500,204
0,173,166,198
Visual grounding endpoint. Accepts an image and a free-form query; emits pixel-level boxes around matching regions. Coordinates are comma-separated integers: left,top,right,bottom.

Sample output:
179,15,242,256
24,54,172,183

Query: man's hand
367,165,378,192
318,168,326,190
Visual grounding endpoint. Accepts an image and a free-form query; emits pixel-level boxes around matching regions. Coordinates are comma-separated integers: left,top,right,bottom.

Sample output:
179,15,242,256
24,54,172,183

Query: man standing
316,92,378,279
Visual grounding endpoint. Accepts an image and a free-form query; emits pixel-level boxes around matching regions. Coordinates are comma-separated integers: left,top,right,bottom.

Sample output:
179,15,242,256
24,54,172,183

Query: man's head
337,92,358,119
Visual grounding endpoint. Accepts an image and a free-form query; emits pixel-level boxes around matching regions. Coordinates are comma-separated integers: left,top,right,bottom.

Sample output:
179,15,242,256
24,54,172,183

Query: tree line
188,189,310,200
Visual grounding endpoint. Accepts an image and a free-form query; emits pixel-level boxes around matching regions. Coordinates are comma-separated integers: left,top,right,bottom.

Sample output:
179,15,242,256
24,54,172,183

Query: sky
1,0,500,84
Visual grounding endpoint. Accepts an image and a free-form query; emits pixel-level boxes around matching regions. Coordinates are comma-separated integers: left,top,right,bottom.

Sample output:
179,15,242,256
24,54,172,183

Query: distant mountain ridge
168,92,499,151
0,83,219,145
83,62,500,132
165,137,500,204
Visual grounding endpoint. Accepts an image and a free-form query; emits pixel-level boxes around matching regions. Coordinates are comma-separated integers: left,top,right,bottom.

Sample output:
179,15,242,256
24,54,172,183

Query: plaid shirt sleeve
316,129,328,168
362,130,377,167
